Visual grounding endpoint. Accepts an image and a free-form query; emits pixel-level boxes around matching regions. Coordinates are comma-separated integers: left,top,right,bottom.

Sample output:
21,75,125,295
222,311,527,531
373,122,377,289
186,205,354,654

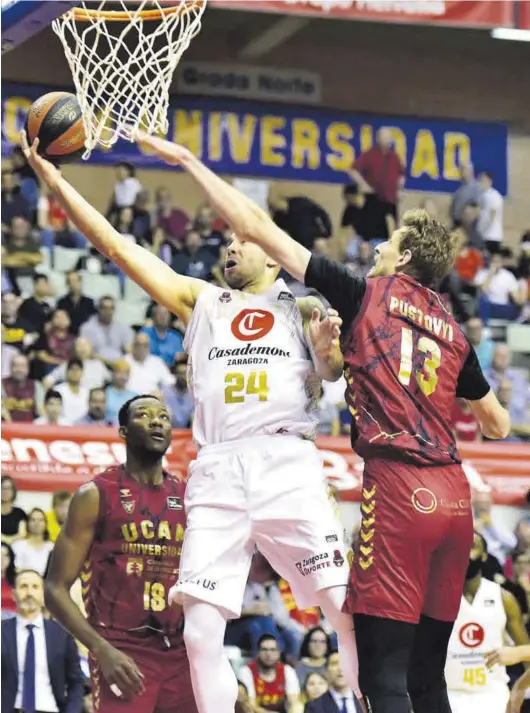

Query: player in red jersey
142,139,511,713
44,394,196,713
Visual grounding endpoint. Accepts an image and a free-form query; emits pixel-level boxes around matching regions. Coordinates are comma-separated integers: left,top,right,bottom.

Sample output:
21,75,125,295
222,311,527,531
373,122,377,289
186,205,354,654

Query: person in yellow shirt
46,490,73,543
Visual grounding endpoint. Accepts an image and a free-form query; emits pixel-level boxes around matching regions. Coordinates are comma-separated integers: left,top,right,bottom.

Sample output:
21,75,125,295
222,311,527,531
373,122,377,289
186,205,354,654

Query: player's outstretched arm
45,483,144,697
135,132,312,283
485,644,530,669
298,297,343,381
508,668,530,713
503,589,530,651
20,131,204,326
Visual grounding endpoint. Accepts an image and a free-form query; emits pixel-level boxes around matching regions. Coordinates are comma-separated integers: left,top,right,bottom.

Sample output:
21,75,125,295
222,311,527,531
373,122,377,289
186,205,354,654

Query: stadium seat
40,246,52,271
507,324,530,353
47,270,67,297
124,277,150,304
81,273,121,302
115,300,148,327
53,246,87,272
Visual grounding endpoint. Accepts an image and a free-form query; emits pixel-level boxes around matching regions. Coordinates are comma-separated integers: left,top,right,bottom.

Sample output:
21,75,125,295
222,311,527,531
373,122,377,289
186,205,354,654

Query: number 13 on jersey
398,327,441,397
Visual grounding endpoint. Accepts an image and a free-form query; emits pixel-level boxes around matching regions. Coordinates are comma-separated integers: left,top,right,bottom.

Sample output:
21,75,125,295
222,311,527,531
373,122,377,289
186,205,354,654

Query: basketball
24,91,86,164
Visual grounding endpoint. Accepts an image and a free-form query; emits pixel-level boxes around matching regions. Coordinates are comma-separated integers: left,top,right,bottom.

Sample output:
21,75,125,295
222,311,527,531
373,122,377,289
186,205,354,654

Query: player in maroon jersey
140,138,511,713
44,394,197,713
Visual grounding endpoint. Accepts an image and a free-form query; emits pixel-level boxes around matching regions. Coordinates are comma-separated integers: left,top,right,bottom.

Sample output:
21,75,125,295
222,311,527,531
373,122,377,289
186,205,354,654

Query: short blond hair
399,209,459,288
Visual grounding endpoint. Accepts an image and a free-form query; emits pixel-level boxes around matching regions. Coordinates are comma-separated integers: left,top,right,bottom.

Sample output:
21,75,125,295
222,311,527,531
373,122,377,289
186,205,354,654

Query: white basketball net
52,0,206,158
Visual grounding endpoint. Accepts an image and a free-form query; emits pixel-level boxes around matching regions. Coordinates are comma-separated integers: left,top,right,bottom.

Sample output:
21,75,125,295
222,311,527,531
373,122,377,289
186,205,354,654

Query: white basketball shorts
171,435,350,618
448,687,510,713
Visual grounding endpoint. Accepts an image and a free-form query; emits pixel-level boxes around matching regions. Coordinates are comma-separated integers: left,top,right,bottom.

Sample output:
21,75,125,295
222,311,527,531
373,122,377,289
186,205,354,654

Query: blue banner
2,82,508,195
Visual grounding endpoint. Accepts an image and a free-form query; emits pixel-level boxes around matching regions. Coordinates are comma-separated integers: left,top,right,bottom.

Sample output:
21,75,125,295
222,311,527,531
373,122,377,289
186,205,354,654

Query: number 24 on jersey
225,371,269,404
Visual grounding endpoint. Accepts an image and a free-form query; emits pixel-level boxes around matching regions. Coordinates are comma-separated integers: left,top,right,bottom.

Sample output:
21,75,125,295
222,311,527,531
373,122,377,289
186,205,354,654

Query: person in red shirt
1,541,17,614
454,230,484,283
44,394,196,713
161,145,511,713
452,398,480,441
349,128,405,221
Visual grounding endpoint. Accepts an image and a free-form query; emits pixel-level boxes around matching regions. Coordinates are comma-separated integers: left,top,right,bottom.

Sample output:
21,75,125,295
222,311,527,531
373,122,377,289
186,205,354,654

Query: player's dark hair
33,272,48,283
343,182,360,197
1,541,16,586
27,507,50,541
399,209,459,288
1,474,18,501
299,626,332,659
44,389,62,405
116,161,135,177
258,633,278,648
118,394,163,427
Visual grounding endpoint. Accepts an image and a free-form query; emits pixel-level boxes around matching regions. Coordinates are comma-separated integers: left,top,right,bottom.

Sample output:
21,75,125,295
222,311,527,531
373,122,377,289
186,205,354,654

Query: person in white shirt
12,508,54,577
305,652,364,713
34,389,72,426
44,337,110,391
475,253,527,321
55,359,89,424
0,569,84,713
477,172,503,251
109,162,143,215
238,634,301,713
124,332,175,394
471,490,517,566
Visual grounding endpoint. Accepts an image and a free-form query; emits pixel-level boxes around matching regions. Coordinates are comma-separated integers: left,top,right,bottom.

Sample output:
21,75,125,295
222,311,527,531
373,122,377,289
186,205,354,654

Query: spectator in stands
458,203,483,250
41,217,87,250
485,344,530,427
2,244,19,295
269,192,332,252
466,317,494,372
18,274,53,334
75,388,111,426
105,359,136,425
56,271,97,336
154,186,189,243
454,230,483,284
3,216,43,282
345,241,374,280
477,171,504,253
12,508,54,577
1,570,85,713
80,296,133,366
450,162,482,228
1,475,27,545
10,145,39,215
34,390,71,426
210,245,230,289
46,490,73,543
116,206,136,244
475,253,526,322
193,203,226,258
349,127,405,222
296,627,333,686
55,359,89,424
304,651,363,713
32,309,75,381
341,183,393,257
1,324,20,379
131,190,153,246
161,362,193,428
44,337,109,392
316,384,341,436
124,332,175,394
141,304,184,367
497,379,530,440
108,162,143,222
1,542,17,617
37,180,68,233
472,490,517,566
171,228,216,281
1,292,39,352
515,517,530,555
512,551,530,614
452,399,480,442
2,354,42,423
238,634,301,712
302,672,329,703
1,171,32,230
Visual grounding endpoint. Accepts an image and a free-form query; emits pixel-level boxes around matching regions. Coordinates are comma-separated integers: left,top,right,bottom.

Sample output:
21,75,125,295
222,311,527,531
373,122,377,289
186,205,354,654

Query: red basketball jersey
341,273,470,465
248,662,287,713
82,466,186,649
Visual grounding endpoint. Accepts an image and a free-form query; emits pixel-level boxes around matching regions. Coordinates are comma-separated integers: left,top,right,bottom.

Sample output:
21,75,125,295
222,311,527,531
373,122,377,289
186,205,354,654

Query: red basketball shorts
346,458,473,624
90,641,196,713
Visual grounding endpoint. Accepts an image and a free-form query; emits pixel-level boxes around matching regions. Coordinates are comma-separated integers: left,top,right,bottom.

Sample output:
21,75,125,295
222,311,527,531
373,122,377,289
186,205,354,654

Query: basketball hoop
52,0,206,158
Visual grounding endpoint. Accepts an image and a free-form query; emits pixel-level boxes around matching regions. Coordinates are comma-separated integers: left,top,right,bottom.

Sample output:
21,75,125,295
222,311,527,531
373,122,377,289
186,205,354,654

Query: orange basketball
24,91,86,164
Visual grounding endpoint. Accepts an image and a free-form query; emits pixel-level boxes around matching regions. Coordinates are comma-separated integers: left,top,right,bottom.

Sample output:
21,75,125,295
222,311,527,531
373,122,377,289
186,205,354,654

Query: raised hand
134,131,192,166
308,307,342,359
19,131,61,190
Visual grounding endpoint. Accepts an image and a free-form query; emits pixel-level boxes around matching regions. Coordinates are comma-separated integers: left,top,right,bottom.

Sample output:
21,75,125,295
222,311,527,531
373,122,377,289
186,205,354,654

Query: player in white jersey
22,132,367,713
446,533,529,713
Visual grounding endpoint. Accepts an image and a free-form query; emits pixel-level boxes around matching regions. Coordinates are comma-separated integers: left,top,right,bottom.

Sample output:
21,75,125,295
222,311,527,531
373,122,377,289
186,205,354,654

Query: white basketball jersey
445,578,509,694
184,281,319,447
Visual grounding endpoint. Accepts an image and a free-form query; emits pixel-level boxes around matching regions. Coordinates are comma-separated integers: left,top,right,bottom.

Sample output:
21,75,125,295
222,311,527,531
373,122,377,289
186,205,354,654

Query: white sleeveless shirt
445,578,509,693
184,280,319,447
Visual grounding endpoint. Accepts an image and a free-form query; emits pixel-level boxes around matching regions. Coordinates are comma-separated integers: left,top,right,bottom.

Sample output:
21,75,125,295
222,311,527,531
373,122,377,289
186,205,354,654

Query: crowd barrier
2,424,529,506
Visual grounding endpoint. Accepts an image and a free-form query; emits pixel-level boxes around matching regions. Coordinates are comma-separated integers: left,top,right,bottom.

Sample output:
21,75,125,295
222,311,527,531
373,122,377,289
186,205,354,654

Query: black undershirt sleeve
456,340,491,401
304,254,367,333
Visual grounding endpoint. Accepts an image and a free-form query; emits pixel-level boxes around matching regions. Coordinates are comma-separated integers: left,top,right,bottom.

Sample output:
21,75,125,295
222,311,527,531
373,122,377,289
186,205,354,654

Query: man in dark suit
1,569,84,713
305,652,364,713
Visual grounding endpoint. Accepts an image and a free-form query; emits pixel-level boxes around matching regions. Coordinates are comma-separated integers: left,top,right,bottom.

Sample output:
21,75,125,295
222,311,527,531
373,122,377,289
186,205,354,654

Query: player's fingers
20,130,30,154
113,668,141,697
484,650,498,668
326,308,339,317
311,308,320,323
124,661,146,691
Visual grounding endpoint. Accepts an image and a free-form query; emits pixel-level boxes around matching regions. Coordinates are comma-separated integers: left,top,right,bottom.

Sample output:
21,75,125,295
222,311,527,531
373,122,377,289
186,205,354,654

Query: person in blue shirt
141,304,184,368
161,363,194,429
467,317,494,372
104,360,137,426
